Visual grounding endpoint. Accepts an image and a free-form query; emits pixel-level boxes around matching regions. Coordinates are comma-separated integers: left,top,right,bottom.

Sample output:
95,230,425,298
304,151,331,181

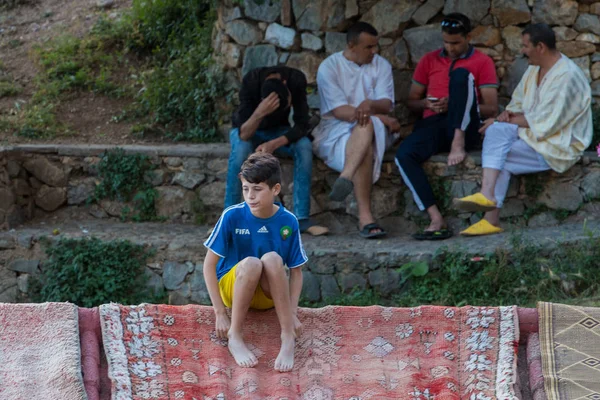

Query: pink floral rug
100,304,520,399
0,302,87,400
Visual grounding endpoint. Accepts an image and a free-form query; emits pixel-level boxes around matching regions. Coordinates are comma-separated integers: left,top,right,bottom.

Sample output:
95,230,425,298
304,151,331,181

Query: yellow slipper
460,219,504,236
453,192,497,212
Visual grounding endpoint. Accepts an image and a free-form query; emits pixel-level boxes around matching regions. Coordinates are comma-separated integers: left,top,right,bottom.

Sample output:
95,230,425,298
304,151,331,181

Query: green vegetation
0,0,35,11
430,176,453,214
2,0,225,141
302,230,600,308
93,148,162,222
0,81,21,97
523,173,546,199
126,0,226,141
33,237,162,307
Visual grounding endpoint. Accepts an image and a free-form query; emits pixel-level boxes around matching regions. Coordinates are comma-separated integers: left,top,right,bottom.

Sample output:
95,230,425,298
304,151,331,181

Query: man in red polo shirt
395,13,498,240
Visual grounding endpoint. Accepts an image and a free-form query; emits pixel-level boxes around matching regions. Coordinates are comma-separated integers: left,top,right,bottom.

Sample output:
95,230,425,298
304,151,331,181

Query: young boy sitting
203,152,307,372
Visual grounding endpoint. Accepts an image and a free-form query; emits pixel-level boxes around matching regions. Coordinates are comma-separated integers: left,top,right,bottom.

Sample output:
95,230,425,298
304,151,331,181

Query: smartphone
427,97,439,102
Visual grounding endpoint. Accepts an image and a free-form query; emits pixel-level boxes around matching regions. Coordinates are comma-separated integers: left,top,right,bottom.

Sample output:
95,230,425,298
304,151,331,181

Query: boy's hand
215,312,231,339
293,314,303,338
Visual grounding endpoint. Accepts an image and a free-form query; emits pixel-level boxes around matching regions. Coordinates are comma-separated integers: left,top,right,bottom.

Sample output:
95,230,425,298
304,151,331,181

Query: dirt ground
0,0,178,145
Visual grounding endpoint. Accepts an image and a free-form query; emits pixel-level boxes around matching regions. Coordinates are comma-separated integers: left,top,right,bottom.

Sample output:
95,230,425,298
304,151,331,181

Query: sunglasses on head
441,19,465,29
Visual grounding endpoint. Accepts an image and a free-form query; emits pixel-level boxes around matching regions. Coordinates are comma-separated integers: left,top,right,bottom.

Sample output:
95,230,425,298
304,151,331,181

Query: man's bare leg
340,120,375,180
480,167,501,202
483,208,501,226
479,167,503,226
259,252,295,372
448,128,467,166
329,120,375,201
228,257,262,368
352,142,382,234
425,205,446,232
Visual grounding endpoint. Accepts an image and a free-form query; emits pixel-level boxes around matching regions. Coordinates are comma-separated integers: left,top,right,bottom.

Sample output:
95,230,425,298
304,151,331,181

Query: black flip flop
359,222,387,239
412,229,453,241
329,177,354,202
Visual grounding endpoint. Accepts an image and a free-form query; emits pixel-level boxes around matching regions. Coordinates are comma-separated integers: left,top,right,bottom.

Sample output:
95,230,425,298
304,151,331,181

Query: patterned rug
0,302,87,400
100,304,520,400
539,302,600,400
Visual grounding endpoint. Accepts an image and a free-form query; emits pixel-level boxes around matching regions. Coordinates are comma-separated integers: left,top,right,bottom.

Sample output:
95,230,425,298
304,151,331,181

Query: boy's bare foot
448,134,466,166
227,333,258,368
274,333,295,372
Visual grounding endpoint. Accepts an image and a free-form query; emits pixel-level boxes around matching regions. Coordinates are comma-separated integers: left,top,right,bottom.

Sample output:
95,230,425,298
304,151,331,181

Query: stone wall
214,0,600,130
1,144,599,232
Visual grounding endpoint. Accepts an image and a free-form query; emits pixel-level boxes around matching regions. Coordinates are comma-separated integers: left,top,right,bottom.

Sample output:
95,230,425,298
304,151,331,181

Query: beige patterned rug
0,302,87,400
539,302,600,400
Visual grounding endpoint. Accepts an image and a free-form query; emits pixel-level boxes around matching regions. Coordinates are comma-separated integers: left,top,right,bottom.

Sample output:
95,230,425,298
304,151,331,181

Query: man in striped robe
454,23,593,236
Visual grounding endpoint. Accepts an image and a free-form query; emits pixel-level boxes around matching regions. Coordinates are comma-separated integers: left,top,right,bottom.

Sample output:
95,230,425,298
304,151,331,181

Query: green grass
0,81,21,97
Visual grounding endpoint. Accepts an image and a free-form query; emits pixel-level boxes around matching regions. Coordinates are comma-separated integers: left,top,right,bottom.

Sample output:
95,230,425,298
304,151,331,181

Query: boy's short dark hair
240,153,281,188
441,13,472,37
346,22,378,45
522,23,556,50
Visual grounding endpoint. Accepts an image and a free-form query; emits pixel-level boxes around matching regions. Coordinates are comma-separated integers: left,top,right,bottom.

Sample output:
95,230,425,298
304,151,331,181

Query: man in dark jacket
225,66,328,236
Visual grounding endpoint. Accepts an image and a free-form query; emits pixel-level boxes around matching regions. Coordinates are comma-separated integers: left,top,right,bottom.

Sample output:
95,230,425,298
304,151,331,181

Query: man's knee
353,119,375,135
395,140,418,167
229,128,253,151
236,257,263,278
291,137,313,158
260,252,285,272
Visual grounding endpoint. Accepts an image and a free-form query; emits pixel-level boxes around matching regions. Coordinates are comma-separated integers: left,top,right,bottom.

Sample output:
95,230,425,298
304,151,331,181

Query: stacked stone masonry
0,144,599,304
215,0,600,132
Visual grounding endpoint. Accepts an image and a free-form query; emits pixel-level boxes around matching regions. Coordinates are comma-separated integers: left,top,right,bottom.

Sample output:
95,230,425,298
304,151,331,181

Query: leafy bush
94,148,162,221
127,0,226,142
34,237,158,307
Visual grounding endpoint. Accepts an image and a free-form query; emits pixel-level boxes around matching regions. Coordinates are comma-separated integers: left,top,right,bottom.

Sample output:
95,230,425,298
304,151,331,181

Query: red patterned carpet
100,304,519,399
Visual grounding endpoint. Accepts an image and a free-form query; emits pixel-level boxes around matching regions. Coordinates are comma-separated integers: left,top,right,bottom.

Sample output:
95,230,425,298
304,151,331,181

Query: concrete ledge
3,143,598,164
0,143,231,158
0,219,598,304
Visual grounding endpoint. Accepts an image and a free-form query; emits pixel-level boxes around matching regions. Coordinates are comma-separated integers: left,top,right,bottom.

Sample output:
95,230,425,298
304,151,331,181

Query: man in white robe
454,23,593,236
312,22,399,238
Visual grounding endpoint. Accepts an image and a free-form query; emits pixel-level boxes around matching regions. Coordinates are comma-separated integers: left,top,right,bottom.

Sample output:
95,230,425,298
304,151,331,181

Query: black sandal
412,229,453,241
329,177,354,202
359,222,387,239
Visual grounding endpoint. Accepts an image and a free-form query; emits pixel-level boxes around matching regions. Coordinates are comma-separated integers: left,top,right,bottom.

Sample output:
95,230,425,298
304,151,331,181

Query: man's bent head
441,13,472,60
261,72,292,112
521,23,556,66
346,22,378,65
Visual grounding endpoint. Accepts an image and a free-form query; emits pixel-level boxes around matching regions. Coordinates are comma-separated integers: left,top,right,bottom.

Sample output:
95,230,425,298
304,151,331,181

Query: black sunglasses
441,19,465,29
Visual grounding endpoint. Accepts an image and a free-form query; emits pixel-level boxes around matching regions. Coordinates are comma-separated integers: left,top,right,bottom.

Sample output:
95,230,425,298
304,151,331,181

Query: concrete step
2,218,598,304
4,218,599,265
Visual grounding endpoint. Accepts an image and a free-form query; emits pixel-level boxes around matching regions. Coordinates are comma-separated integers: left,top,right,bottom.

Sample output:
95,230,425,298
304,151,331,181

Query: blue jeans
224,127,313,220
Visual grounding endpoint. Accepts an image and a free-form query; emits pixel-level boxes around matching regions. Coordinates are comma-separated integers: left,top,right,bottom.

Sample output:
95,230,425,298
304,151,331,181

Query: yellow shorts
218,263,274,310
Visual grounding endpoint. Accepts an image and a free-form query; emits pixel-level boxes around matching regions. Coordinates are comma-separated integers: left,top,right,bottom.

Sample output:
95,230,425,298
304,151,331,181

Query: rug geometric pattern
539,302,600,400
100,304,520,400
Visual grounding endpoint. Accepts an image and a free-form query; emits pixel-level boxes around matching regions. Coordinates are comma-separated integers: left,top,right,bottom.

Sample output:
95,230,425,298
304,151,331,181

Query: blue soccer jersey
204,203,308,280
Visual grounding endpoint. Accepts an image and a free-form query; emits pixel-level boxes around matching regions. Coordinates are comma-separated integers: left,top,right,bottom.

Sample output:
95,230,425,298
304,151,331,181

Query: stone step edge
2,220,598,258
2,143,599,163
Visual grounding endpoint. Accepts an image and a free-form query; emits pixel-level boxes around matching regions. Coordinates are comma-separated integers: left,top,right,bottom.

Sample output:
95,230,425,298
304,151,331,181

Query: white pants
482,122,550,207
